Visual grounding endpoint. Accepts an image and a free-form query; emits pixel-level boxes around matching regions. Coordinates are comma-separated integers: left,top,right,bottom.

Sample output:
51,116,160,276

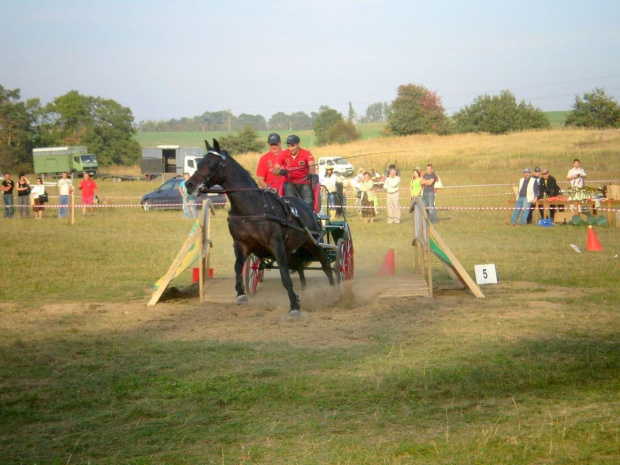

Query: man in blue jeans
422,164,438,223
57,172,73,218
2,173,15,218
510,168,539,226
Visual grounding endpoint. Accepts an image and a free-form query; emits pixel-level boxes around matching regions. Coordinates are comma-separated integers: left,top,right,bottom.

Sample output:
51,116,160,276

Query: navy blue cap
268,133,280,144
286,135,300,145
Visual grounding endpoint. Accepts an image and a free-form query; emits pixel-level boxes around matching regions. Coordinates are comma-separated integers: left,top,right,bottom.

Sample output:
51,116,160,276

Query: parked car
317,156,354,177
140,176,226,211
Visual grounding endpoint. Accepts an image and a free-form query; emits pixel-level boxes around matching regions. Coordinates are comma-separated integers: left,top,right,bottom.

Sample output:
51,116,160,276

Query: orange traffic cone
378,249,396,276
586,225,603,251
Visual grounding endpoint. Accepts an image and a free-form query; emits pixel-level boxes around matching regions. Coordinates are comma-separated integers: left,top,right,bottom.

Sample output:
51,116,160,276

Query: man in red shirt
272,135,316,206
79,172,98,216
256,133,284,193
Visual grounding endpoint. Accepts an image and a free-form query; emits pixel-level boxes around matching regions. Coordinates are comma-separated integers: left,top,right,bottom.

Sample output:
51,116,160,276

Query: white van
317,156,354,177
184,154,204,176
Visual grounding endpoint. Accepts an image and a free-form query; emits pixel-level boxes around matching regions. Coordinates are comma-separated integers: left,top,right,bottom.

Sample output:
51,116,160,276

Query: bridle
194,150,226,193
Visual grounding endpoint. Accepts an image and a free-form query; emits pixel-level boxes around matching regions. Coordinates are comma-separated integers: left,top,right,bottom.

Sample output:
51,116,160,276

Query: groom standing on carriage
272,135,316,206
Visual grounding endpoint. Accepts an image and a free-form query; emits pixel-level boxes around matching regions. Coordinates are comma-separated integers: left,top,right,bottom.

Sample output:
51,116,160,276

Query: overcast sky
1,0,619,123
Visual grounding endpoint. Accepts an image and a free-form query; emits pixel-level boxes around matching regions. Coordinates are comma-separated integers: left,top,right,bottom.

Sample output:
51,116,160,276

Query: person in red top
272,135,316,205
79,172,98,217
256,133,284,193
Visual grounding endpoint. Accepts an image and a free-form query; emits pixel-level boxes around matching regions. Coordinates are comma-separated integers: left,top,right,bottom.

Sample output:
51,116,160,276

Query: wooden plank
428,224,484,298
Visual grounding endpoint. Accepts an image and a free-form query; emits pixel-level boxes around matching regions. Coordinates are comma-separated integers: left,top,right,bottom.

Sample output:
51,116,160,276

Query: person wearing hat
256,133,284,193
510,168,540,226
320,164,340,220
272,135,316,206
538,169,560,221
526,167,542,224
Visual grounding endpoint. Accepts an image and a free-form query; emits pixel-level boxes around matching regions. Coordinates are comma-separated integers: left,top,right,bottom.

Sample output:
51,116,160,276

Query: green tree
362,102,385,123
268,112,290,130
290,111,312,130
565,88,620,129
0,85,39,171
322,120,361,145
314,107,344,145
218,127,264,155
43,91,140,166
238,113,267,130
387,84,449,135
453,90,550,135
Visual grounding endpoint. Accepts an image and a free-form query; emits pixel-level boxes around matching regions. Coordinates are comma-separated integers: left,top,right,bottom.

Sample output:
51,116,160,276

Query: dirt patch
1,280,609,349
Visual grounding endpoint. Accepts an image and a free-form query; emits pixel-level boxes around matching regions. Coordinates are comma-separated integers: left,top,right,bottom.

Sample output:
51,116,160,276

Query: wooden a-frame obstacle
409,197,484,298
147,199,216,306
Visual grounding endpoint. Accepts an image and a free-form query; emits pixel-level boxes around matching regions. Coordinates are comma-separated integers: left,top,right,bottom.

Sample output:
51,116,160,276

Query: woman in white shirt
359,172,375,223
383,166,401,224
30,178,46,219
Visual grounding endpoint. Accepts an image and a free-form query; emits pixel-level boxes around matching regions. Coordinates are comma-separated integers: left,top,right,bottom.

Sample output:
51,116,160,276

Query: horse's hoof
236,294,249,304
288,309,301,317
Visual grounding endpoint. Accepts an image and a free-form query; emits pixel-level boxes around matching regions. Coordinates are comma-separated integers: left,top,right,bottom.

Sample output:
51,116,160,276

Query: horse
185,140,335,316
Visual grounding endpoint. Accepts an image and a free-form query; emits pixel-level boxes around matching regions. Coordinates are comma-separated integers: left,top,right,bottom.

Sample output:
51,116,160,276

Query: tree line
0,86,140,172
2,82,619,170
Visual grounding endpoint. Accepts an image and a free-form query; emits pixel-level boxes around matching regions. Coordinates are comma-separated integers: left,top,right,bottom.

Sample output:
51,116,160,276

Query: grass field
1,128,619,463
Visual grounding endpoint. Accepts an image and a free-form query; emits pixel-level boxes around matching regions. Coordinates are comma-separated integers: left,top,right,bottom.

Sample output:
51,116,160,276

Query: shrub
565,88,620,129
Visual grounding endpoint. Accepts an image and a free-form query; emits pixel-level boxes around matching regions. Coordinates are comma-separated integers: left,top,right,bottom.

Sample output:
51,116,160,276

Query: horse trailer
141,145,204,177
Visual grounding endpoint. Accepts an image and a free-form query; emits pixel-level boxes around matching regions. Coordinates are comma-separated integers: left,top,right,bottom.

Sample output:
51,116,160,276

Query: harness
194,151,321,237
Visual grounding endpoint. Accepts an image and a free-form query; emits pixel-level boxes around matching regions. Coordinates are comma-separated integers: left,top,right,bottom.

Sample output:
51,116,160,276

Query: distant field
545,111,570,127
136,123,386,149
136,114,568,149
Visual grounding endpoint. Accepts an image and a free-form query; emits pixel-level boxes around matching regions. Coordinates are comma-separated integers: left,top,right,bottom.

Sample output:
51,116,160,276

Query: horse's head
185,139,228,195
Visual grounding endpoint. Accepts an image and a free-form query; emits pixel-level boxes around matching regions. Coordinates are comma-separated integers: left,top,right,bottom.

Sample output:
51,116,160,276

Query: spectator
351,167,366,212
539,169,560,221
320,165,340,220
16,174,31,219
422,164,438,223
30,177,45,219
179,172,197,219
79,172,98,217
410,168,423,198
359,171,375,223
527,167,542,224
510,168,539,226
383,165,401,224
256,133,284,193
567,158,586,188
57,172,73,218
2,173,15,218
272,135,315,206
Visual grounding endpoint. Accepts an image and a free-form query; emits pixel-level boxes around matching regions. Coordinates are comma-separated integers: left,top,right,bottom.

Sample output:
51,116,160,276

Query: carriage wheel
242,254,261,295
346,237,355,280
335,239,347,288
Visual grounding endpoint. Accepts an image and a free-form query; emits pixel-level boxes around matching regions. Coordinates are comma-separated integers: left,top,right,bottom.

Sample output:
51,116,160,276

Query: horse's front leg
271,238,300,315
233,243,249,304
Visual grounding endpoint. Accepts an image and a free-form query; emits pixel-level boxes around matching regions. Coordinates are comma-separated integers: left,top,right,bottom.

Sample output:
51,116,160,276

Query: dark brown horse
185,140,335,315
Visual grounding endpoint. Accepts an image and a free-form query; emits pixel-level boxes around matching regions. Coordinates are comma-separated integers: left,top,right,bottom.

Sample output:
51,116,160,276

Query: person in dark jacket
539,169,560,220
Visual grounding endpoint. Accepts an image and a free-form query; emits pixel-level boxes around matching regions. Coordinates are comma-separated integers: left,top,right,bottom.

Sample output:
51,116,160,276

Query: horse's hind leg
317,247,335,286
271,239,300,314
298,267,307,290
233,243,249,304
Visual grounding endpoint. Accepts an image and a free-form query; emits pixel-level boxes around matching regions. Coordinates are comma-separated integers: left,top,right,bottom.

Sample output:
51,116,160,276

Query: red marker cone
586,225,603,251
378,249,396,276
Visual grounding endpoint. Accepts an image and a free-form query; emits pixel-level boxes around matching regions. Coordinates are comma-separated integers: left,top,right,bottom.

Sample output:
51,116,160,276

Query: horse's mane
222,150,258,187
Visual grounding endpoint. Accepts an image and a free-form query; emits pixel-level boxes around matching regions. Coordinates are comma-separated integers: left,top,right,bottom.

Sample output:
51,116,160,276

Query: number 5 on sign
474,264,498,285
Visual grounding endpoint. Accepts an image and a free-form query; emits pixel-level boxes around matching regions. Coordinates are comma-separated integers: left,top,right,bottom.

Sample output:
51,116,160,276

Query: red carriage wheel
242,254,261,295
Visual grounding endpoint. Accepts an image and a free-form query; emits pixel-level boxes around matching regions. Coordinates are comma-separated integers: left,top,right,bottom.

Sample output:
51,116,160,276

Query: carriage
186,140,354,315
242,187,355,295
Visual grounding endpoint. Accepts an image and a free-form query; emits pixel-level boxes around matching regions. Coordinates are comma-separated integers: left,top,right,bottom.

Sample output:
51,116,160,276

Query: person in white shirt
567,158,586,188
383,166,401,224
30,177,46,220
57,172,73,218
320,165,339,220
